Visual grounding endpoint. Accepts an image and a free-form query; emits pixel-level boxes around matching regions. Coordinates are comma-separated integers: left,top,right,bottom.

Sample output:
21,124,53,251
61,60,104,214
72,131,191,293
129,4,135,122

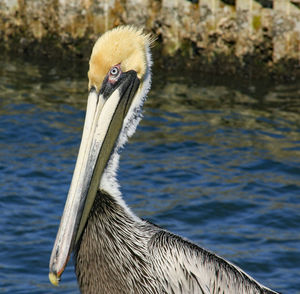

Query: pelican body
49,26,279,294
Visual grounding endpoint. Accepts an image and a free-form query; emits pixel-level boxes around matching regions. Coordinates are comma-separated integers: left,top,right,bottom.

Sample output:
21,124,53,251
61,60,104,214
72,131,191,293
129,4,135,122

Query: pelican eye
110,66,120,77
107,65,122,85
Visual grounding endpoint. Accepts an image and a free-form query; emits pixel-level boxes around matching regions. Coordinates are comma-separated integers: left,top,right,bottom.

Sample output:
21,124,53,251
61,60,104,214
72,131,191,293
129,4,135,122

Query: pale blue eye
110,67,119,76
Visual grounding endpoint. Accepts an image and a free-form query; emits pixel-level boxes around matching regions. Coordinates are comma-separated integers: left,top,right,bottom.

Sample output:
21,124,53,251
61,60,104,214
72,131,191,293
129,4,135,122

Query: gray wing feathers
148,230,279,294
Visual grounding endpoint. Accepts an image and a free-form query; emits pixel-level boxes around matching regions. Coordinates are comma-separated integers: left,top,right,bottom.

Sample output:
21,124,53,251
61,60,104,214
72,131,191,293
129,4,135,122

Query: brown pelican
49,26,279,294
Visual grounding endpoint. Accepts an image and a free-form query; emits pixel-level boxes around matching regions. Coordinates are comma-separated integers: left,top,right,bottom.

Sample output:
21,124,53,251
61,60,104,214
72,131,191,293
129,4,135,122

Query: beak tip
49,272,60,286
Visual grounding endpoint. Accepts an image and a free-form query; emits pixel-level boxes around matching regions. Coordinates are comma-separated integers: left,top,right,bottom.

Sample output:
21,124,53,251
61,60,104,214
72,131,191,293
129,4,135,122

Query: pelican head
49,26,153,285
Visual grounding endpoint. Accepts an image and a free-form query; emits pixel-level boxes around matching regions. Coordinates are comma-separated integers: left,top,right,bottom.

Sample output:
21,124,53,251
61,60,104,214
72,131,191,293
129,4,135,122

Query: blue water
0,56,299,293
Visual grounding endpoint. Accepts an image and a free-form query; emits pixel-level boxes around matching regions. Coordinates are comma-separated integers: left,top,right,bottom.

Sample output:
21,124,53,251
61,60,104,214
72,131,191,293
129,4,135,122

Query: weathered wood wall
0,0,299,78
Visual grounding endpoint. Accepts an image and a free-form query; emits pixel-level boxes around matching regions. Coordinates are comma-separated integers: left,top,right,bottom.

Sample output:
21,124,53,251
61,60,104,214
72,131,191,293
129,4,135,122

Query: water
0,55,299,294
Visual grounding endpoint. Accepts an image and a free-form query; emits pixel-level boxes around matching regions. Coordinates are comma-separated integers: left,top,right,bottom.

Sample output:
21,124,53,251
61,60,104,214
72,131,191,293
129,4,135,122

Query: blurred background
0,0,299,293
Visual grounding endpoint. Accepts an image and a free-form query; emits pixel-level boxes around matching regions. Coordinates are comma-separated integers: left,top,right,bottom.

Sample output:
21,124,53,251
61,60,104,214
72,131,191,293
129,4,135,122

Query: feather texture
75,191,279,294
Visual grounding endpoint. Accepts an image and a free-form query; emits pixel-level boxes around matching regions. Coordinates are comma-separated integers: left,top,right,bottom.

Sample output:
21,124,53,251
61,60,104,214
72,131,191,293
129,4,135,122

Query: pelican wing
149,231,279,294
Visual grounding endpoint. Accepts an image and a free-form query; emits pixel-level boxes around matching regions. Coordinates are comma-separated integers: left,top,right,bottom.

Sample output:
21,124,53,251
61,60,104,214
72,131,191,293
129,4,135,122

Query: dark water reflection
0,56,299,293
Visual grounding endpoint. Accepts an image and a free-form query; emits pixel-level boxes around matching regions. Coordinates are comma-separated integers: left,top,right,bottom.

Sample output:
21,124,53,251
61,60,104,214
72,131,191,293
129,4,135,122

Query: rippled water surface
0,55,299,293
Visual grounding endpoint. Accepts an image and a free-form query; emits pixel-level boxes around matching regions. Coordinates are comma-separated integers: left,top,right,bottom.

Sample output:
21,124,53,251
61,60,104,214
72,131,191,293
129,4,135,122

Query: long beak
49,70,140,286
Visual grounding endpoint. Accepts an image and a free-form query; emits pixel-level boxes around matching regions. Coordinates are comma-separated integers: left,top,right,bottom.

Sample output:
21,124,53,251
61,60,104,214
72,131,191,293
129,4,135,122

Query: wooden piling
0,0,299,78
273,0,300,63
